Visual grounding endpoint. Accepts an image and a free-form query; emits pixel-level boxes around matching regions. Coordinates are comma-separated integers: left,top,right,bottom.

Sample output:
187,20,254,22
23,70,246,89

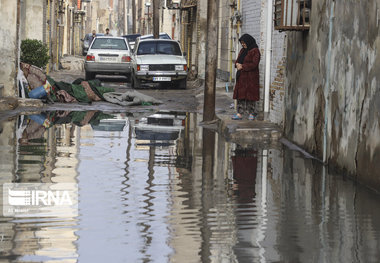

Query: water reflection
0,111,380,262
0,111,82,262
231,146,257,203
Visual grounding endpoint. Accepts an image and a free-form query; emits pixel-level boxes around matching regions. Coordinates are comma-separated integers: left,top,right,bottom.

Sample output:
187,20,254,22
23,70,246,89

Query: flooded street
1,111,380,262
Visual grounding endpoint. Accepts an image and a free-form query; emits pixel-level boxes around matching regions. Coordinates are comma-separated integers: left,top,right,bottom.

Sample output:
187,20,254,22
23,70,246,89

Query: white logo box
3,183,78,218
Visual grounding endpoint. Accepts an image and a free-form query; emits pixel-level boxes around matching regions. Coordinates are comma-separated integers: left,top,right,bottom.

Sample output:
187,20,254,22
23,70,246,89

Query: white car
84,36,132,80
131,39,188,89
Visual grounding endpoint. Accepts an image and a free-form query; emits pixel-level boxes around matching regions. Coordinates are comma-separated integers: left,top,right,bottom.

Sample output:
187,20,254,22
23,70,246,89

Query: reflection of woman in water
231,145,257,203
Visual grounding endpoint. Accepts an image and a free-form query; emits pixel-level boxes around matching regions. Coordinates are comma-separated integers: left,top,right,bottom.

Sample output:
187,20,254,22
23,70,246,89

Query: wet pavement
0,110,380,262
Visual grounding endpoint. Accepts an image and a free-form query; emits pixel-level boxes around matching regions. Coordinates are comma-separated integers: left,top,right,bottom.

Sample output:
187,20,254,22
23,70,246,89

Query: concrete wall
284,0,380,190
22,0,44,41
195,0,208,79
161,9,181,41
217,0,233,80
0,1,18,97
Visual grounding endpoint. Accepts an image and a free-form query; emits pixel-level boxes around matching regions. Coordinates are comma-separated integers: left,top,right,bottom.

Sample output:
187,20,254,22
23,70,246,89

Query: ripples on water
0,111,379,262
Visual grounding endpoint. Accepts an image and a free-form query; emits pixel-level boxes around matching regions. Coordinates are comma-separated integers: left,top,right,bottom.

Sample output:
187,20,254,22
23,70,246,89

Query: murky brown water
0,111,380,262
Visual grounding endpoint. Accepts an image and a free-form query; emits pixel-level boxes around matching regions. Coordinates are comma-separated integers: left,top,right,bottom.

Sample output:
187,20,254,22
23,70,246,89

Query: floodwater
0,110,380,263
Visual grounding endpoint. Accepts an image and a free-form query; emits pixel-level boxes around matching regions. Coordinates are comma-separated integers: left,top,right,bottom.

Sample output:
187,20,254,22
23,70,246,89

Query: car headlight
175,65,184,71
138,64,149,71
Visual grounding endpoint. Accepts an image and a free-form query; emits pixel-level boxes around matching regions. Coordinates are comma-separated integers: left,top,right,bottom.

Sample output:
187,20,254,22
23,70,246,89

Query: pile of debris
20,62,114,103
19,62,162,106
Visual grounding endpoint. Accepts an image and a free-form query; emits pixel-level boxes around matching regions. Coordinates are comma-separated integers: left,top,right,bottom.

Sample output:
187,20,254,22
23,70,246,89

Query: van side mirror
183,52,187,57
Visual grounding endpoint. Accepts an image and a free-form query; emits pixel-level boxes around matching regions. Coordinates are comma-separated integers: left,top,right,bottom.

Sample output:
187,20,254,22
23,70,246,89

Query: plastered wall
285,0,380,190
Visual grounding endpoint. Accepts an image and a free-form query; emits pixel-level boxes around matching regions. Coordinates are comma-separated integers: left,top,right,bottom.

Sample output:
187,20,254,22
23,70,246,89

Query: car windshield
137,41,182,56
91,38,128,50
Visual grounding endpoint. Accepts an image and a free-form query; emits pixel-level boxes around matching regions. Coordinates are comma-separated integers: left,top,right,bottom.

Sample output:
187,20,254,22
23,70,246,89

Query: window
274,0,311,31
91,38,128,50
137,41,182,56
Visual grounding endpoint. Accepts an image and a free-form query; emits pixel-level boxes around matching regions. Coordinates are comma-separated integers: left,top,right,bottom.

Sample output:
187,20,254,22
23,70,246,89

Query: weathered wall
217,0,232,80
23,0,44,41
195,0,208,79
285,0,380,190
0,1,18,97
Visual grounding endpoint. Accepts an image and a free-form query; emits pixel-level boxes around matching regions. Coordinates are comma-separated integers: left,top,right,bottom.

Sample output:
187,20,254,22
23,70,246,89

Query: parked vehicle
84,36,132,80
82,33,104,56
139,32,171,40
121,33,141,51
130,39,188,89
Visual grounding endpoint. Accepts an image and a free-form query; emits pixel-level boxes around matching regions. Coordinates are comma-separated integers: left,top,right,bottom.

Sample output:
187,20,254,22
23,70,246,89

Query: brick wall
241,0,261,42
269,42,286,125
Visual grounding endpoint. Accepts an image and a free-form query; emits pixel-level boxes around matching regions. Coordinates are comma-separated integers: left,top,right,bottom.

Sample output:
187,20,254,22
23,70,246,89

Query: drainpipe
264,0,273,117
16,0,22,97
229,0,235,85
47,0,51,74
124,0,127,34
323,1,335,164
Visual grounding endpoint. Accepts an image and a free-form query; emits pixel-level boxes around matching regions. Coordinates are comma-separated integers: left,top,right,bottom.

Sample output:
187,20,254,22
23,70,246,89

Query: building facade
0,1,19,97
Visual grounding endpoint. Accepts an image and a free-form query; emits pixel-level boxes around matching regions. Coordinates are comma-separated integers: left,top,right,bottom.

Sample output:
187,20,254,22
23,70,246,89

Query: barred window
274,0,311,31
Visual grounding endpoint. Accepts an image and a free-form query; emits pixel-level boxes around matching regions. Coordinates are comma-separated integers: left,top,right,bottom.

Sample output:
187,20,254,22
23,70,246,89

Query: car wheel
125,73,131,83
132,73,141,89
85,71,95,81
178,79,187,90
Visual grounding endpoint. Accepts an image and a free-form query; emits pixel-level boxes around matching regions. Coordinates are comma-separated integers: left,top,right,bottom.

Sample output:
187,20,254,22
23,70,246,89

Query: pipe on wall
264,0,273,115
323,1,335,164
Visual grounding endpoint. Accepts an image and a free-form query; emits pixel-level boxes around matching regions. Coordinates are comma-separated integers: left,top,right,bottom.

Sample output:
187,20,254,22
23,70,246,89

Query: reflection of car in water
133,111,192,170
91,114,127,131
133,111,186,142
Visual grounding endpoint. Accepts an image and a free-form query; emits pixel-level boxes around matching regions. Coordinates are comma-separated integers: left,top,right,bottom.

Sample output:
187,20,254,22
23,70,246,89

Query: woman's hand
236,63,243,70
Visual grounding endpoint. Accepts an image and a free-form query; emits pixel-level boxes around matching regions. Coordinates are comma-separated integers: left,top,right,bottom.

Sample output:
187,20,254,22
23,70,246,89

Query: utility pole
124,0,127,34
203,0,219,121
145,2,151,34
51,0,57,70
152,0,159,38
132,0,136,33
